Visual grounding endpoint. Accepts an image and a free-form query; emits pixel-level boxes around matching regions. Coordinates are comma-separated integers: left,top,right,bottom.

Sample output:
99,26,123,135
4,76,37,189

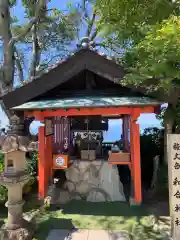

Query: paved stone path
47,229,130,240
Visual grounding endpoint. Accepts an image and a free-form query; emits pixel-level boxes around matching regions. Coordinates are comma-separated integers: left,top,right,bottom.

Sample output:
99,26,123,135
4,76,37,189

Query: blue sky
0,0,162,137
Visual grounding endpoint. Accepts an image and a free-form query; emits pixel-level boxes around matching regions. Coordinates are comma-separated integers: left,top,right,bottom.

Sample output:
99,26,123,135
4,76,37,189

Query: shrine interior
52,115,128,159
47,115,132,198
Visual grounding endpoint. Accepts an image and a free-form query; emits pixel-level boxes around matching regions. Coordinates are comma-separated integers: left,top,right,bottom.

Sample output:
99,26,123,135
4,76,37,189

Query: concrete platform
46,229,130,240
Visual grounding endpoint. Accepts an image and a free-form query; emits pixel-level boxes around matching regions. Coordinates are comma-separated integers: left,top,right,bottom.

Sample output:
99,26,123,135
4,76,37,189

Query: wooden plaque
108,152,130,164
53,154,68,169
45,118,53,136
167,134,180,239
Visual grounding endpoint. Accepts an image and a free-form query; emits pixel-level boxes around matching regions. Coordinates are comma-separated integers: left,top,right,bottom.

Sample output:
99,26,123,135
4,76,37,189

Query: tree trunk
0,0,14,90
0,0,15,119
0,0,46,121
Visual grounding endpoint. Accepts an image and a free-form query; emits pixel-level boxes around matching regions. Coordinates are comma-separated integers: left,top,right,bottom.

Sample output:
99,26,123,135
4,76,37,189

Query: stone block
70,229,89,240
88,230,109,240
47,229,71,240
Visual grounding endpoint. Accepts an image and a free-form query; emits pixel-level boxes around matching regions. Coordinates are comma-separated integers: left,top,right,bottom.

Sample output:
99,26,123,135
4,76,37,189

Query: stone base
0,219,34,240
48,160,126,203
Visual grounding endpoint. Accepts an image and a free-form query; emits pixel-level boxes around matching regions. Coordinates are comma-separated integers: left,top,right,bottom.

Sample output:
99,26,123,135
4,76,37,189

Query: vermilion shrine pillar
37,115,47,199
130,110,142,204
46,135,53,181
37,116,53,199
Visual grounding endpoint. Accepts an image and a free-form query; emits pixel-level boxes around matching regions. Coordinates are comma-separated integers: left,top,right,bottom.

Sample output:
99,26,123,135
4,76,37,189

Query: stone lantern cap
1,135,30,153
0,114,38,153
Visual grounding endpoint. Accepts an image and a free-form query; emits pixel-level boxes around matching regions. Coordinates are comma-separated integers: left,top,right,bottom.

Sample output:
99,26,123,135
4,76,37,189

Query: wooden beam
24,105,156,118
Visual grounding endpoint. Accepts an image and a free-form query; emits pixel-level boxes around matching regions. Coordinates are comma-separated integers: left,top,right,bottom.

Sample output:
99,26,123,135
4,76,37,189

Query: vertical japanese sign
167,134,180,239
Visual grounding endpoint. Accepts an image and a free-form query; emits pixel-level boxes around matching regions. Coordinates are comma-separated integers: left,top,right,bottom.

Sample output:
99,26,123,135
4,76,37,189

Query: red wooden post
38,123,46,199
130,110,142,204
46,135,53,179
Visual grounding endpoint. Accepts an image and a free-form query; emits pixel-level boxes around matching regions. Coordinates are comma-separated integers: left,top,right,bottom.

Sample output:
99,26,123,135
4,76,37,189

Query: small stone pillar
0,114,34,239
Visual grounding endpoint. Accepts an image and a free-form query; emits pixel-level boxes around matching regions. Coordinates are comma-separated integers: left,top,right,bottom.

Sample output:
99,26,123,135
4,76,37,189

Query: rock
66,166,80,182
78,161,91,172
47,185,71,204
87,163,125,202
71,192,82,200
92,160,103,170
65,160,126,202
66,181,76,192
76,181,91,195
56,190,71,204
87,188,109,202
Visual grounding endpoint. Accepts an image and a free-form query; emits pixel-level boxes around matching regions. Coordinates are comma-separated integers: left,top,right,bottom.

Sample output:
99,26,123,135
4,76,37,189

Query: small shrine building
2,47,162,205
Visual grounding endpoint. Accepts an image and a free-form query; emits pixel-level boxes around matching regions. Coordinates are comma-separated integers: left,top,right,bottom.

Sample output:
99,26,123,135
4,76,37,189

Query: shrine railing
102,142,114,148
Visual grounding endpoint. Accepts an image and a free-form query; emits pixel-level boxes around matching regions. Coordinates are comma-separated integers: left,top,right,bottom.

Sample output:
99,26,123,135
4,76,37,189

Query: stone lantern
0,114,34,240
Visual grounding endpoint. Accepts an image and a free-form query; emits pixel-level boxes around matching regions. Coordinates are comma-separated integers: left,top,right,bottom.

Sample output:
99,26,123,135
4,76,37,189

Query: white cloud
108,119,122,126
108,114,161,128
138,113,161,126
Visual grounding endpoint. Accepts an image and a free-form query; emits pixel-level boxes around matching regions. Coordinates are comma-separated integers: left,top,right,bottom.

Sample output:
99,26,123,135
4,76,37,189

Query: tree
122,16,180,131
0,0,82,120
95,0,177,44
95,1,180,163
122,16,180,163
66,0,124,56
0,0,48,117
12,1,77,79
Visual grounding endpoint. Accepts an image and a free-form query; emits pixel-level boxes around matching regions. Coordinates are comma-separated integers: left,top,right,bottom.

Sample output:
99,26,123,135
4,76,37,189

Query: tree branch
86,9,96,38
9,0,46,48
90,28,98,41
29,24,41,77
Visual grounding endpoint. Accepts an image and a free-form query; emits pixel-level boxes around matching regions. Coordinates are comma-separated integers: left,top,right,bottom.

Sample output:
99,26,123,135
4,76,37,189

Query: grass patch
0,198,170,240
33,200,170,240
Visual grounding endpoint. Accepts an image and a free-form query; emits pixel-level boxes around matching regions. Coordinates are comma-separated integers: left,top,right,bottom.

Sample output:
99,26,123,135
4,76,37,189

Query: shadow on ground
50,200,169,217
33,217,74,240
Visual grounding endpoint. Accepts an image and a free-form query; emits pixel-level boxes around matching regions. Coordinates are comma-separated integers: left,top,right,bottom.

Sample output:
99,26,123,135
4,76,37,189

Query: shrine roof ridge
2,48,125,110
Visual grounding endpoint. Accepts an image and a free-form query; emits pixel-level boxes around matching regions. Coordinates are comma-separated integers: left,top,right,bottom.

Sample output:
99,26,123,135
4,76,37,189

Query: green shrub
0,185,7,202
0,153,7,203
27,152,38,176
0,152,4,163
0,152,4,173
23,176,36,196
0,162,4,173
23,152,38,196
